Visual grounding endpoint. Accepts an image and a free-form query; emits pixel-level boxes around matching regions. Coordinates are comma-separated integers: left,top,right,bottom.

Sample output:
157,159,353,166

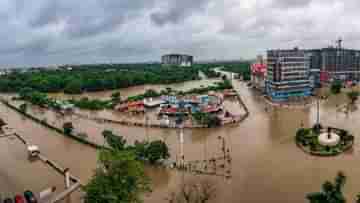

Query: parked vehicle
23,191,37,203
3,198,13,203
14,195,25,203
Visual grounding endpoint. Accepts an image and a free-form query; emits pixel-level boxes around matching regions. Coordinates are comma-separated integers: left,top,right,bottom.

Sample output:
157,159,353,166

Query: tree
306,172,346,203
192,112,221,128
19,87,34,100
84,150,150,203
102,130,126,150
64,79,83,94
347,90,359,104
63,122,74,135
145,140,170,164
111,91,121,103
330,80,342,94
19,103,28,113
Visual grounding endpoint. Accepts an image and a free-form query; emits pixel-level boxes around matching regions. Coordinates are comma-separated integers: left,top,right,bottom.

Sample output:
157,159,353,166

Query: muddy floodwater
1,79,360,203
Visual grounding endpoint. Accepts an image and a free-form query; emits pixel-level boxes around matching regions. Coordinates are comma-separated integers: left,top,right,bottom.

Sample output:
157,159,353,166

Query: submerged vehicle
14,195,25,203
3,198,13,203
23,191,37,203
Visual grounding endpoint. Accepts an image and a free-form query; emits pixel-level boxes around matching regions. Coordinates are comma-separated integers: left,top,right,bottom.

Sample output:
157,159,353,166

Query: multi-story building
266,48,312,101
307,48,360,82
161,54,194,67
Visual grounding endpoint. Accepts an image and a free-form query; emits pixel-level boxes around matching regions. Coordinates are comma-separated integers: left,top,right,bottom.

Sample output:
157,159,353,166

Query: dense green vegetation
103,130,170,164
220,62,251,81
84,150,150,203
17,79,232,111
102,130,127,150
69,97,112,110
18,87,111,110
84,129,170,202
307,172,347,203
0,65,201,94
295,126,354,156
18,87,62,110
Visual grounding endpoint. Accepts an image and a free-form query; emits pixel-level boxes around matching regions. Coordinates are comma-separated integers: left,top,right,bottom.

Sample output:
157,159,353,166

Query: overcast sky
1,0,360,67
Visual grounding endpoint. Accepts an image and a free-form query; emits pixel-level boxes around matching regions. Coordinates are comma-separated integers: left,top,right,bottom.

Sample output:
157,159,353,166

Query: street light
316,96,320,126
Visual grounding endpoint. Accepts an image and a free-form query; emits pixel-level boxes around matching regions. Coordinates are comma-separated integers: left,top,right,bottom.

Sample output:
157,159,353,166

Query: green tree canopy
111,91,121,103
64,79,83,94
307,172,346,203
102,130,127,150
84,150,150,203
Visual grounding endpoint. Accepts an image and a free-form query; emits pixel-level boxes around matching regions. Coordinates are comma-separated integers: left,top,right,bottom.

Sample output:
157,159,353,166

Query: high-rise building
266,48,311,101
161,54,194,67
307,48,360,82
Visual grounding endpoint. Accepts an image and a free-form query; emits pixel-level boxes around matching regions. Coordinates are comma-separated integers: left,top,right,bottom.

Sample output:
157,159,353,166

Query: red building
251,63,267,91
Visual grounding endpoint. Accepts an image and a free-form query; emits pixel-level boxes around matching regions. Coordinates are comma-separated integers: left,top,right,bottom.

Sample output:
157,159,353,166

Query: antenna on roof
336,37,343,49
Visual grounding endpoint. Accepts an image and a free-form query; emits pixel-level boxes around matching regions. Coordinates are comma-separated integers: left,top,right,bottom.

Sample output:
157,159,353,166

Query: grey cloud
2,0,360,67
272,0,313,8
150,0,211,26
29,1,67,28
29,0,156,39
0,38,51,56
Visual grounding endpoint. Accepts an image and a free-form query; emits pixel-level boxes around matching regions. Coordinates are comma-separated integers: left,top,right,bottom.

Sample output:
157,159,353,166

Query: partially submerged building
161,54,194,67
266,48,312,101
309,47,360,83
251,62,267,92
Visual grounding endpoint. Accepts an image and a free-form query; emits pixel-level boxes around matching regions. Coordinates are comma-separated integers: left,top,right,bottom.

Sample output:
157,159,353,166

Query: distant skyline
1,0,360,67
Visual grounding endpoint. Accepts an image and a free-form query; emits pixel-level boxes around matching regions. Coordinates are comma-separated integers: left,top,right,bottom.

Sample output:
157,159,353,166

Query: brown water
1,79,360,203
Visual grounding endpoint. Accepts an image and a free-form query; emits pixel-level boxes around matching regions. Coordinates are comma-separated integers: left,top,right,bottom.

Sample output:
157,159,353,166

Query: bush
330,80,342,94
347,90,359,104
64,80,83,94
70,97,110,110
192,112,222,128
102,130,126,150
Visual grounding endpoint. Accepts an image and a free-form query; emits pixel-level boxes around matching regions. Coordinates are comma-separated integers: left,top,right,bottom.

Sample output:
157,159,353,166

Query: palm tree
306,172,346,203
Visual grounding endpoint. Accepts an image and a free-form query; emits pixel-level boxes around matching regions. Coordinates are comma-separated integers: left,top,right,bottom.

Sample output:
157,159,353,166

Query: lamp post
316,97,320,125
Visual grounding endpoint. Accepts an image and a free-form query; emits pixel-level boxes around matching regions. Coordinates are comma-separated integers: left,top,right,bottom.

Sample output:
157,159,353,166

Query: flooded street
1,79,360,202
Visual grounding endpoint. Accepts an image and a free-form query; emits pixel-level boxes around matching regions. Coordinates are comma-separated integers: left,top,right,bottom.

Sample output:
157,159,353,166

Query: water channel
0,79,360,203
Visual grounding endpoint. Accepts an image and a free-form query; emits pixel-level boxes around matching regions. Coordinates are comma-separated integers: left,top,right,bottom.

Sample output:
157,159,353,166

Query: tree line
0,65,201,94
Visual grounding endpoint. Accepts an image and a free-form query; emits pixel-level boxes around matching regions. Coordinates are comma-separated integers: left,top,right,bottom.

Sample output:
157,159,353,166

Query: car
3,198,13,203
23,191,37,203
14,195,25,203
